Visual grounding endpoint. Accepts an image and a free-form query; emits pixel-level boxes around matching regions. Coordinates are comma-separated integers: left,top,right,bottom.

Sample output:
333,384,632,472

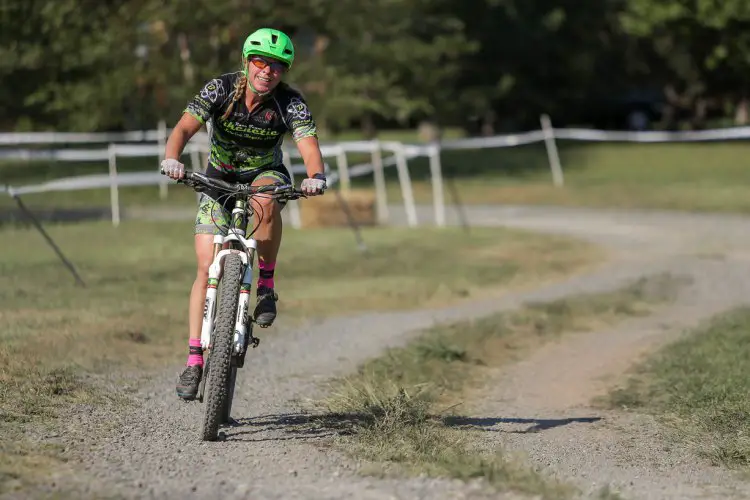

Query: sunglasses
249,56,288,73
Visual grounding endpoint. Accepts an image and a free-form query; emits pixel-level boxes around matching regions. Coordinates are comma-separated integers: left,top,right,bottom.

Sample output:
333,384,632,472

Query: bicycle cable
206,187,279,238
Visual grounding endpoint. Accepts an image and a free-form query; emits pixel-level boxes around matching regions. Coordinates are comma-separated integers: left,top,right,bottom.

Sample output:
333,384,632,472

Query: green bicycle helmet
242,28,295,69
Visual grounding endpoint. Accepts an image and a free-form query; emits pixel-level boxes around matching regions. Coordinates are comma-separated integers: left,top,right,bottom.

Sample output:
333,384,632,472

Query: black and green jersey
185,72,317,173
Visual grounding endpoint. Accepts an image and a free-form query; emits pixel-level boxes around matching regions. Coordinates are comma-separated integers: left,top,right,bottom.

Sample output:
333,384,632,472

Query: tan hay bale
300,189,377,228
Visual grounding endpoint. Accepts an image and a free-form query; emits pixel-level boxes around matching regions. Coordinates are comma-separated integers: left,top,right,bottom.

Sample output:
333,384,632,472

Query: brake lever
279,190,306,201
177,177,205,192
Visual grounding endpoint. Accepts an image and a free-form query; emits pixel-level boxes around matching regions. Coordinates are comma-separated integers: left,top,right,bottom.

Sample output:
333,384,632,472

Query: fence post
108,143,120,227
540,114,564,187
336,145,350,193
394,143,418,227
157,119,169,199
370,139,388,224
282,149,302,229
428,141,445,227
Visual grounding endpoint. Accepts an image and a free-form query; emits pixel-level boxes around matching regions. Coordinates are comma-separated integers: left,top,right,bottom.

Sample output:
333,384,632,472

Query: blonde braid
222,67,248,120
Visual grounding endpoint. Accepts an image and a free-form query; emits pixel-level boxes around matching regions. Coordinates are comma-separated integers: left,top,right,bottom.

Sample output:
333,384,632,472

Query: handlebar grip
178,170,303,198
184,170,236,192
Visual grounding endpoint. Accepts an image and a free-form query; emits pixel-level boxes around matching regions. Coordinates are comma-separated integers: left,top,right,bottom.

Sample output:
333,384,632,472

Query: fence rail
4,116,750,229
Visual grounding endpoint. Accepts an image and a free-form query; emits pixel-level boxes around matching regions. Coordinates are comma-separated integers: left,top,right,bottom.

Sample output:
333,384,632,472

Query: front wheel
220,365,237,425
201,253,243,441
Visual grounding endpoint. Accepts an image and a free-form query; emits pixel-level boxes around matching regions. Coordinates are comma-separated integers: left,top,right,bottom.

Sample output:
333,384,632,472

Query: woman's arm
295,136,325,179
295,136,327,195
165,113,204,160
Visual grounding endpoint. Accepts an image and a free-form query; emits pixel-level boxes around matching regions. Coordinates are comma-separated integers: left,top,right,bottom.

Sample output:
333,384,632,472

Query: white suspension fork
233,263,254,355
200,247,249,350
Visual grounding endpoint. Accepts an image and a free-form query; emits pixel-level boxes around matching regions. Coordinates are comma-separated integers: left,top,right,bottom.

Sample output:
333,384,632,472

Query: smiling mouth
256,75,271,83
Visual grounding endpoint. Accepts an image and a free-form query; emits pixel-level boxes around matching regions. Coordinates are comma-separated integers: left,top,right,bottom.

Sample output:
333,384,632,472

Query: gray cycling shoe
253,286,278,328
176,365,202,400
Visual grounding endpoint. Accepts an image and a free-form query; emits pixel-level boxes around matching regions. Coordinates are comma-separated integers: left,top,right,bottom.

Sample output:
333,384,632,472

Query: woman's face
246,56,287,94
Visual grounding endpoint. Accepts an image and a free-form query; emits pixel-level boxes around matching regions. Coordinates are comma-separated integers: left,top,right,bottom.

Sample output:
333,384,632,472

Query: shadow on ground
222,412,603,442
443,415,602,434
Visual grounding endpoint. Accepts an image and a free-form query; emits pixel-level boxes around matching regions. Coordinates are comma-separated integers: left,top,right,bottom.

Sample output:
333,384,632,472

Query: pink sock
258,260,276,290
187,338,203,367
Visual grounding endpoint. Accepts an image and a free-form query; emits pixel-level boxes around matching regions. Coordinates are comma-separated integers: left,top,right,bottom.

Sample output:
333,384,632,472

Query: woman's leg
176,194,230,400
250,173,286,327
188,233,216,342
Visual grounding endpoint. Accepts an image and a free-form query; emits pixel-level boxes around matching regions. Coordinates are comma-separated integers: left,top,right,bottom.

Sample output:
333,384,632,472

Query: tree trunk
418,120,441,142
735,98,749,125
690,98,707,130
481,110,496,136
177,33,195,85
360,113,377,139
660,84,681,130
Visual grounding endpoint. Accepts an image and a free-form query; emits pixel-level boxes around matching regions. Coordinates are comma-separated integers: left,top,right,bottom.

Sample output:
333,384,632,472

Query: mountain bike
167,169,305,441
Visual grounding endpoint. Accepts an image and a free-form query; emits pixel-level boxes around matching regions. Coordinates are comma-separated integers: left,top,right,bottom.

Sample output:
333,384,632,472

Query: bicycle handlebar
166,169,306,201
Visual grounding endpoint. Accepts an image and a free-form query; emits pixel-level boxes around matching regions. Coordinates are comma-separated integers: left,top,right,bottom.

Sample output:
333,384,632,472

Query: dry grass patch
605,307,750,469
315,273,687,496
0,220,600,490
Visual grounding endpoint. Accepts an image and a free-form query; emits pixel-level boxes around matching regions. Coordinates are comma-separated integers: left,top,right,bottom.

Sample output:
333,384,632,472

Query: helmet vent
284,49,292,54
271,34,278,44
251,41,261,46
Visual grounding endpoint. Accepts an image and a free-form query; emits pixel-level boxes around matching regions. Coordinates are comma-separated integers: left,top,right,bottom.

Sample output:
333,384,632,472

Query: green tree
0,0,308,131
291,0,477,137
0,0,140,130
620,0,750,127
454,0,634,132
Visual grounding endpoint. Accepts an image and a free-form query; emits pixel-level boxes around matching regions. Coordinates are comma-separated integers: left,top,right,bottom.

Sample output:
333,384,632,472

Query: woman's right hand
160,159,185,179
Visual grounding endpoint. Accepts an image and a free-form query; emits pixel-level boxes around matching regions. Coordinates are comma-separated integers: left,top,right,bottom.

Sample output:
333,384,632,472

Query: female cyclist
160,28,327,400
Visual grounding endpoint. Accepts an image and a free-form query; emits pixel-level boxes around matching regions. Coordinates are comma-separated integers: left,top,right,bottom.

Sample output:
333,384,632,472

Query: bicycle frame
200,197,259,358
167,170,305,435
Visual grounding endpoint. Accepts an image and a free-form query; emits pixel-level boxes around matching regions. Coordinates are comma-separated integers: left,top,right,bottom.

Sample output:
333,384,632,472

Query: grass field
605,307,750,468
314,273,686,497
381,140,750,213
3,136,750,214
0,220,600,490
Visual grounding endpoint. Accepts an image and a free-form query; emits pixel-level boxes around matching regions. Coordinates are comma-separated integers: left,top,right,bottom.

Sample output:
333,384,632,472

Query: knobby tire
201,253,243,441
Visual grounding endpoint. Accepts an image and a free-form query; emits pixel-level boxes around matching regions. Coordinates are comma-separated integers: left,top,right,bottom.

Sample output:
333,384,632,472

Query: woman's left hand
301,174,327,196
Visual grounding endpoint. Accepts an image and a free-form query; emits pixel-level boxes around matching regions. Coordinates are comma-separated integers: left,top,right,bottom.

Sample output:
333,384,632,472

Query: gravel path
9,204,750,500
465,260,750,500
408,205,750,499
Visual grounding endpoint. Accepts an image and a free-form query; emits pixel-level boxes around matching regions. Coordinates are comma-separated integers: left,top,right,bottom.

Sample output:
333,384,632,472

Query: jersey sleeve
184,77,229,124
283,94,318,142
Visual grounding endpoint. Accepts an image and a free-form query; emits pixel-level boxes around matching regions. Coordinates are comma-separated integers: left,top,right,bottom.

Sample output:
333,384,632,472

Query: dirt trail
466,261,750,500
9,204,750,500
